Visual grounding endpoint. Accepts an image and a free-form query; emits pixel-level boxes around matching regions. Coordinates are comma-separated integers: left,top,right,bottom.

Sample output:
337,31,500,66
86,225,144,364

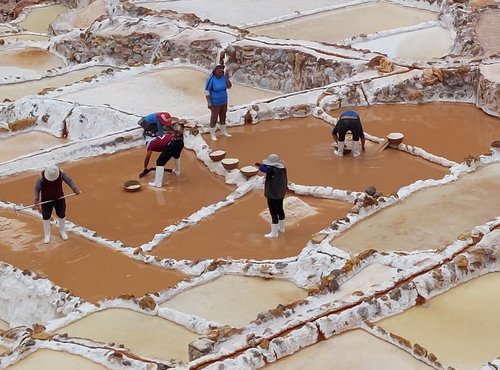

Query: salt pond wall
47,0,500,117
0,264,84,327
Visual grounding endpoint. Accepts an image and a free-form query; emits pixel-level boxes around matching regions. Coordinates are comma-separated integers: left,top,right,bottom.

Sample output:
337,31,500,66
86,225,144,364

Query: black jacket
264,166,288,199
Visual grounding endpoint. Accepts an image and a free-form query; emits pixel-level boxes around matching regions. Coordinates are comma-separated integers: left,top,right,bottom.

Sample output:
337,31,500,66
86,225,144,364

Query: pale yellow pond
58,308,199,362
0,131,66,163
7,349,108,370
377,273,500,370
18,4,68,34
249,2,436,43
161,275,307,328
265,329,432,369
332,163,500,252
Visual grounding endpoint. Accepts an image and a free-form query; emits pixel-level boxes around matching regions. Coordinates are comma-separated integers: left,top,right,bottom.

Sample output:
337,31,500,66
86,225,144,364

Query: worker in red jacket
33,166,80,243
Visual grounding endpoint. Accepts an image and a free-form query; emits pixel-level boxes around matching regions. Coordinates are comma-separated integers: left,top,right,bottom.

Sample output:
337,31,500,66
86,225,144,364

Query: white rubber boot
278,219,285,233
173,158,181,176
220,124,232,137
352,141,361,157
209,127,217,141
264,223,279,238
149,166,165,188
43,219,51,244
59,218,68,240
335,141,345,157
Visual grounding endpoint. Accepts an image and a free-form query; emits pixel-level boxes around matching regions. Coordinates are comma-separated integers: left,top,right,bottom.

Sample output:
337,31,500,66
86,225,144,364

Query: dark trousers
267,198,285,224
156,140,184,166
209,103,228,127
337,120,362,141
41,198,66,220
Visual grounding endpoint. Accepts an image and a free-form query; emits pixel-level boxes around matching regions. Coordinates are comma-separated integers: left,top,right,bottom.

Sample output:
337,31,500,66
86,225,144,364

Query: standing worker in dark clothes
33,166,80,243
256,154,288,238
332,110,366,157
149,129,184,188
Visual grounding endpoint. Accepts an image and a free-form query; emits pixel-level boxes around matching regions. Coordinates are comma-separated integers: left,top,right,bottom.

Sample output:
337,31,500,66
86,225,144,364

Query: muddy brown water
210,115,449,194
339,103,500,163
153,190,352,261
0,148,233,247
0,210,187,303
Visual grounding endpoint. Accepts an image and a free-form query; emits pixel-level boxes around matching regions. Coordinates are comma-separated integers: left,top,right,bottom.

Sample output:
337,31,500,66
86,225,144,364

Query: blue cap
340,110,359,119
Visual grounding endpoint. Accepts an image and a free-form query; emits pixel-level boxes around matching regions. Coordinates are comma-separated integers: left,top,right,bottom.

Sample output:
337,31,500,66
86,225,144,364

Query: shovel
139,168,173,178
13,193,78,216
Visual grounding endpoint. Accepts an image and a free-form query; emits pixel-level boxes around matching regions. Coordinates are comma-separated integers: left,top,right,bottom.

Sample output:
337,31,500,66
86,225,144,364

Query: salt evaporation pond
332,163,500,252
58,308,200,362
378,273,500,370
0,48,66,80
0,34,50,42
6,349,108,370
209,115,450,194
0,0,499,369
248,2,436,44
475,9,500,56
0,210,187,303
265,329,432,369
353,103,500,163
352,25,454,60
0,66,109,101
153,191,352,261
161,275,308,328
136,0,358,26
56,67,279,117
0,131,66,163
16,4,68,33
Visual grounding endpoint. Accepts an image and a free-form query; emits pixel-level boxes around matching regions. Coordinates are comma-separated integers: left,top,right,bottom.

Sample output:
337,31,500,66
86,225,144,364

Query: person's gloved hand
173,169,181,176
139,168,151,178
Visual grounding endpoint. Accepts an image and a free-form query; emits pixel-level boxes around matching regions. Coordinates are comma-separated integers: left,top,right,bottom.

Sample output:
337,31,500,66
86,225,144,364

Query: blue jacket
205,75,229,106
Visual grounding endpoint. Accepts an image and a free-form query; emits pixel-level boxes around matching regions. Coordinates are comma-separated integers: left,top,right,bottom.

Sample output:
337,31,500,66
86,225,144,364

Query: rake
13,193,78,216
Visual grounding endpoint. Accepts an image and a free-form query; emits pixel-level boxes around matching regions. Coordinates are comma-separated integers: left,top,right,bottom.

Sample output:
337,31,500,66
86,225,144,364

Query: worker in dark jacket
332,110,366,157
33,166,80,243
256,154,288,238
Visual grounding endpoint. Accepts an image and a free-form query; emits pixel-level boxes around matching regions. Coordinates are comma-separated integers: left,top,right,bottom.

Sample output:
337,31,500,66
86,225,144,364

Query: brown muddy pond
153,190,351,261
0,210,187,302
0,147,234,246
210,115,449,194
337,103,500,163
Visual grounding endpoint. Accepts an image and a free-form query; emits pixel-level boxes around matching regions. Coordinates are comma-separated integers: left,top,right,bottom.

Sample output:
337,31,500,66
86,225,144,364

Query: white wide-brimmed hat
262,154,285,168
44,166,60,181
